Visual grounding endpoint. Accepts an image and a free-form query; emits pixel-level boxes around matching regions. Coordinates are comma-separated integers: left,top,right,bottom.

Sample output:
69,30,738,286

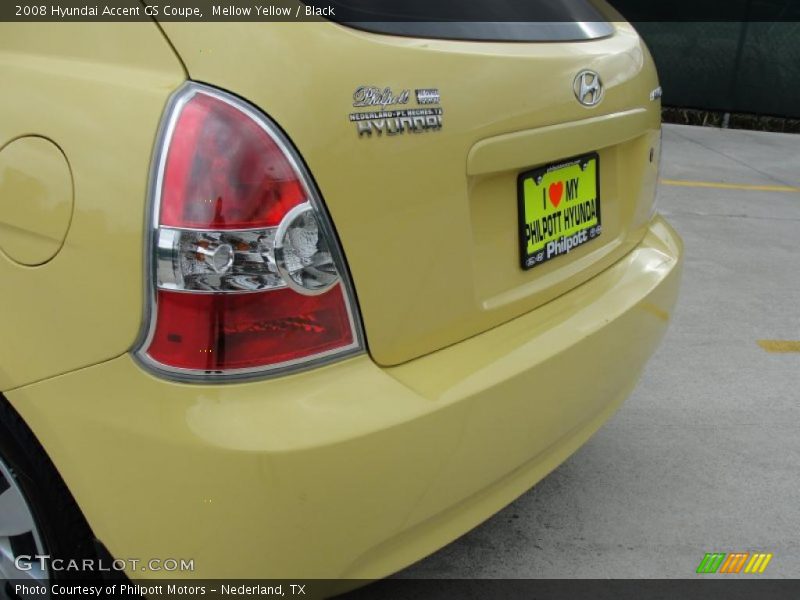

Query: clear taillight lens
135,83,363,379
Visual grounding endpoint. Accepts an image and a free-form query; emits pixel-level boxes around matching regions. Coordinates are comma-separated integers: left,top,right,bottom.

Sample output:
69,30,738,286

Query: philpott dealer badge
349,86,443,137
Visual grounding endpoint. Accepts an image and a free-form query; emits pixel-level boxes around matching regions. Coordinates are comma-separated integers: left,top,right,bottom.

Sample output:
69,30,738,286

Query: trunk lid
160,20,662,366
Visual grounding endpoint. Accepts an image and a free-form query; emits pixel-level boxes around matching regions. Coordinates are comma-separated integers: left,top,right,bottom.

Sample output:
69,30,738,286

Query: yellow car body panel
0,23,185,390
8,217,681,580
1,13,683,583
0,137,73,266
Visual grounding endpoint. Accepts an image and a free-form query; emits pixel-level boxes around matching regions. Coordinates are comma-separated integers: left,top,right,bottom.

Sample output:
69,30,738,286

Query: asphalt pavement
397,124,800,579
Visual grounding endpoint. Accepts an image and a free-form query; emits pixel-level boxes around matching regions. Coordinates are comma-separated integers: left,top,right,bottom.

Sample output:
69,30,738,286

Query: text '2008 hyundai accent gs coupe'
0,2,682,587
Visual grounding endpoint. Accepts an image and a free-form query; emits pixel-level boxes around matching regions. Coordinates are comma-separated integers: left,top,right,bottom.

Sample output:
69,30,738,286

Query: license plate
517,153,601,270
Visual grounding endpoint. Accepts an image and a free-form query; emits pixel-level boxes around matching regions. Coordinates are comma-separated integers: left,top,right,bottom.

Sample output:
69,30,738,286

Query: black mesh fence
611,0,800,118
631,21,800,118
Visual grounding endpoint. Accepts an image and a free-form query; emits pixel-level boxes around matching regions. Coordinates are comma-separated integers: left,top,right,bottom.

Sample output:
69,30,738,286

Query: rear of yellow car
0,5,682,587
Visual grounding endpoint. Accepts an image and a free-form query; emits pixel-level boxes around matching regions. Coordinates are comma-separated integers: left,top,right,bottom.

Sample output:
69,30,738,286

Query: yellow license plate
517,153,601,270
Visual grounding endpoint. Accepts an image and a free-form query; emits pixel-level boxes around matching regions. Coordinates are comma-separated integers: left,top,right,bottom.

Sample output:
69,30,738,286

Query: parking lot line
660,179,800,194
757,340,800,353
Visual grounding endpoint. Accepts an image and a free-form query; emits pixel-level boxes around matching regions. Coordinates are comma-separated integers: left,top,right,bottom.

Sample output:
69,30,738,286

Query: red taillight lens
137,84,362,379
160,93,304,229
147,288,354,371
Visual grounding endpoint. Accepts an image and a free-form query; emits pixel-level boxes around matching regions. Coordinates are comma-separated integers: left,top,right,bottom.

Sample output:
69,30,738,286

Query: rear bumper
8,216,682,580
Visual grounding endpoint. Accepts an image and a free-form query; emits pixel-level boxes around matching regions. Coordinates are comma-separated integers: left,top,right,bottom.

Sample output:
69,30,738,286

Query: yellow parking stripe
660,179,800,193
758,340,800,353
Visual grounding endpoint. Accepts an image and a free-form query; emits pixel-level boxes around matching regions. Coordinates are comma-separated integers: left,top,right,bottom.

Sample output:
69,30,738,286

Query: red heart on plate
548,181,564,208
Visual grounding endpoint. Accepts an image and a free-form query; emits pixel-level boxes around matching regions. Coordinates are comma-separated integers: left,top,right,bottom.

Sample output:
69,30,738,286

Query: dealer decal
518,154,601,269
349,86,443,137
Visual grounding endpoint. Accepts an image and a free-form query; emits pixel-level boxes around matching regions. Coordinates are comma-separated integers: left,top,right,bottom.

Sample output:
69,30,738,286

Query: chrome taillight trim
273,202,339,297
132,82,365,382
155,226,287,294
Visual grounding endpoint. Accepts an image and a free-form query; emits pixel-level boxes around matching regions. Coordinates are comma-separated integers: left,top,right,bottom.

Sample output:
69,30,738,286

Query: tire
0,394,100,597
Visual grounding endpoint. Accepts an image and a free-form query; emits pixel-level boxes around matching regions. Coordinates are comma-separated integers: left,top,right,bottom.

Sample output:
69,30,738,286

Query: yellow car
0,4,682,588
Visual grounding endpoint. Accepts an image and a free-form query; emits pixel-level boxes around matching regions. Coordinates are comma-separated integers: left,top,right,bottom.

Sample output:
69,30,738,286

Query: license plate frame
517,152,602,270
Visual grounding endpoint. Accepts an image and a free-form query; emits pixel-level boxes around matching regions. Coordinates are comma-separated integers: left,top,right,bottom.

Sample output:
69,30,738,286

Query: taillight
135,83,363,379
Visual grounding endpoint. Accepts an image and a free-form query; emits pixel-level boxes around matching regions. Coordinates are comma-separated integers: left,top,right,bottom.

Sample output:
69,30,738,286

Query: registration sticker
517,153,601,270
